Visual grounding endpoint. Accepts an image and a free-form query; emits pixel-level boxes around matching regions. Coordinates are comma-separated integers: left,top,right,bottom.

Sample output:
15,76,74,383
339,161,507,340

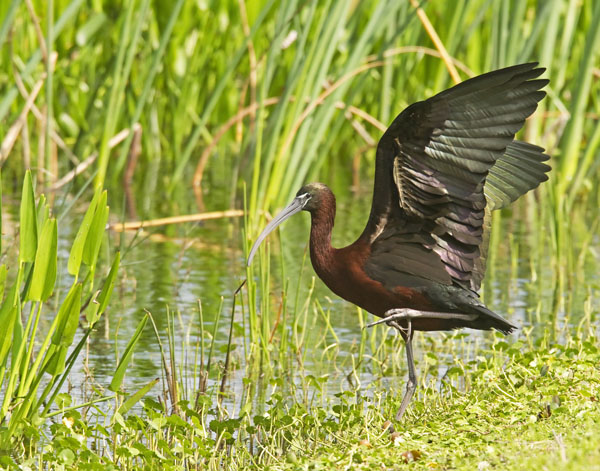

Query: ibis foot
366,308,478,329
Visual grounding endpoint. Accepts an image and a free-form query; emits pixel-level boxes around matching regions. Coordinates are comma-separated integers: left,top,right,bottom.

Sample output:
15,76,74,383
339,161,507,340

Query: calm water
6,183,599,411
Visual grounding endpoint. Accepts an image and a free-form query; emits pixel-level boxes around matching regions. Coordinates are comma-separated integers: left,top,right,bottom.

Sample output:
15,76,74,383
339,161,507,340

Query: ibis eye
297,193,311,206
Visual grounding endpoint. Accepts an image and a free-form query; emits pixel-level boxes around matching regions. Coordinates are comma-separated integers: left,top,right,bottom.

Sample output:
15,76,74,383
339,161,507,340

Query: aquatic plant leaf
109,314,148,392
68,188,101,277
115,378,159,418
28,218,57,302
19,170,37,264
82,190,108,272
51,283,82,347
45,345,68,376
0,283,18,366
36,194,48,229
88,251,120,325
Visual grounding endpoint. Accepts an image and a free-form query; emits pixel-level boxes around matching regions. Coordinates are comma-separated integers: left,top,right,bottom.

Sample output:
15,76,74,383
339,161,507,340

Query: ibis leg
365,309,477,421
390,320,417,421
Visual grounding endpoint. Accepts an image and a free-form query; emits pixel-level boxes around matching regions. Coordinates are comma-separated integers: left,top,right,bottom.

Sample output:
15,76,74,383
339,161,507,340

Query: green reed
1,0,597,223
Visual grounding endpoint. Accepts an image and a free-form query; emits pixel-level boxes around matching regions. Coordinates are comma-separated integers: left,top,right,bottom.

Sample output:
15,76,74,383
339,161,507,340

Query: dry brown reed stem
409,0,461,84
49,128,132,191
0,77,45,163
364,46,473,76
110,209,247,232
341,103,387,132
124,124,143,187
12,55,81,168
124,124,143,218
24,0,48,64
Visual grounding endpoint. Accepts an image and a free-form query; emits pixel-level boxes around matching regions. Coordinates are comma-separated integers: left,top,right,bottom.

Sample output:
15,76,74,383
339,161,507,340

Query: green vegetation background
0,0,599,469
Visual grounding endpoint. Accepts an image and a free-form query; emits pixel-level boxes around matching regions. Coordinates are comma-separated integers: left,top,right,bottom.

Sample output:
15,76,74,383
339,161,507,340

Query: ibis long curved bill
247,194,310,266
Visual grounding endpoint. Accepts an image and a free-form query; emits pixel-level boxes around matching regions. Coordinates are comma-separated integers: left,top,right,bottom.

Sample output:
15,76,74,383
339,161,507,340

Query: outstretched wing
363,63,548,291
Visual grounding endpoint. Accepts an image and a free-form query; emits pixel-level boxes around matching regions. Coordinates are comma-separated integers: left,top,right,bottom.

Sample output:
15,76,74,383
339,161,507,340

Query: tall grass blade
109,313,148,392
113,0,174,176
557,0,600,197
0,169,2,256
94,0,136,188
75,11,107,46
0,0,21,47
0,0,84,122
44,0,54,184
0,265,6,301
169,0,276,190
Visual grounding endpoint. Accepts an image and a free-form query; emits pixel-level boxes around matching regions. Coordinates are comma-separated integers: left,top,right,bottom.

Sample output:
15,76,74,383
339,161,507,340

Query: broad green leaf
45,345,68,376
36,194,48,230
115,378,159,418
87,252,120,325
10,298,23,367
28,218,57,302
19,170,37,264
84,292,100,328
51,283,82,347
82,190,108,272
0,283,18,366
109,314,148,392
98,252,120,314
68,188,101,277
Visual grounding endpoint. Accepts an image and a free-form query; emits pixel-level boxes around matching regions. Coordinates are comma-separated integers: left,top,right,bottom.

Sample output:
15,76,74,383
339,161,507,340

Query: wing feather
363,63,550,292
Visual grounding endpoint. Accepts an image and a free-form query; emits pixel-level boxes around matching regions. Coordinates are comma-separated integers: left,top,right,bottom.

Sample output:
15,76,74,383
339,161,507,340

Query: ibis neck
308,194,336,275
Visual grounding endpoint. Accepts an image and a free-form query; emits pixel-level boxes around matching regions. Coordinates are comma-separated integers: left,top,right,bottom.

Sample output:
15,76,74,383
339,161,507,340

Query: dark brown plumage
248,63,550,420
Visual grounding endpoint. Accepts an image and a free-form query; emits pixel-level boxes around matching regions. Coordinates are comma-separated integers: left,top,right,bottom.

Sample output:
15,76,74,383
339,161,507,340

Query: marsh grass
7,298,598,469
1,0,598,216
1,0,600,469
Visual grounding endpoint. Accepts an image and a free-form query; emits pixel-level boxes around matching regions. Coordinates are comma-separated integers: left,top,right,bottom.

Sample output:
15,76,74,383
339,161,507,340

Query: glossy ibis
247,63,550,420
